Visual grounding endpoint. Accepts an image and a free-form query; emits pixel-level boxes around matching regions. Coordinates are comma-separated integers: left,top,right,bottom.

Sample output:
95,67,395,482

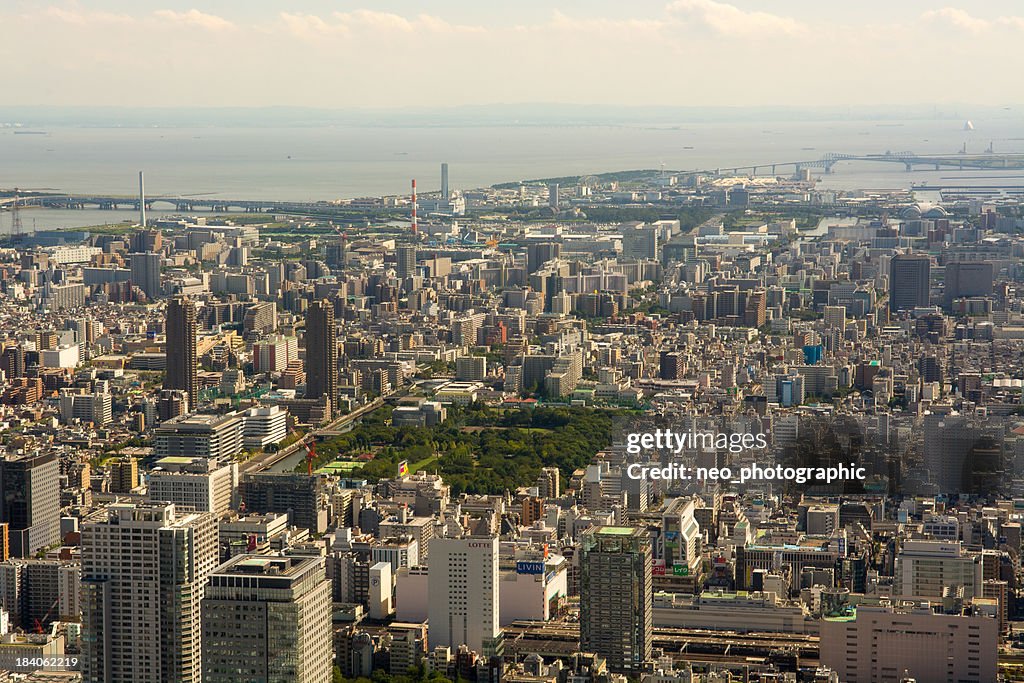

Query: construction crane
33,597,60,634
298,436,317,475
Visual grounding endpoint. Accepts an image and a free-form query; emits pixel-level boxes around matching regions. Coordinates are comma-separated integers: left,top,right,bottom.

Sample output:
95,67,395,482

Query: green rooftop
823,607,857,622
598,526,637,535
317,461,362,474
156,456,196,465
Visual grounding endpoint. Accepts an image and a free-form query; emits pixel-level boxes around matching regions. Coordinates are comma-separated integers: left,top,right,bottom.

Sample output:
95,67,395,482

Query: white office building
59,389,112,426
241,405,289,449
147,456,238,516
427,537,500,655
894,539,983,600
40,345,80,369
154,412,243,460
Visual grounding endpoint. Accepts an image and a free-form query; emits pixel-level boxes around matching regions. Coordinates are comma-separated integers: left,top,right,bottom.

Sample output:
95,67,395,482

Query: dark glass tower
579,525,652,673
165,296,198,411
305,299,338,418
130,252,162,300
0,452,60,558
889,254,931,312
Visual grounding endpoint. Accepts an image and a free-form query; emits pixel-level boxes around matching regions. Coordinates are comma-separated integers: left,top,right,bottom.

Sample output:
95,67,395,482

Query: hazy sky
2,1,1022,109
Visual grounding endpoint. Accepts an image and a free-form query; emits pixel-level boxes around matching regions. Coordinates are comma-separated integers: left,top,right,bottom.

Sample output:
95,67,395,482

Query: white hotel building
427,537,501,656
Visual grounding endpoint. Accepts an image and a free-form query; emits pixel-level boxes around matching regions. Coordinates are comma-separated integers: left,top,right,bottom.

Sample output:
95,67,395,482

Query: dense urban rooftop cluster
0,166,1023,682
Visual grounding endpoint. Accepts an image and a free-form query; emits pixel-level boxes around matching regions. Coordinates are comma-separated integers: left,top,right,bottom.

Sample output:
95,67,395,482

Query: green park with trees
298,404,621,496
